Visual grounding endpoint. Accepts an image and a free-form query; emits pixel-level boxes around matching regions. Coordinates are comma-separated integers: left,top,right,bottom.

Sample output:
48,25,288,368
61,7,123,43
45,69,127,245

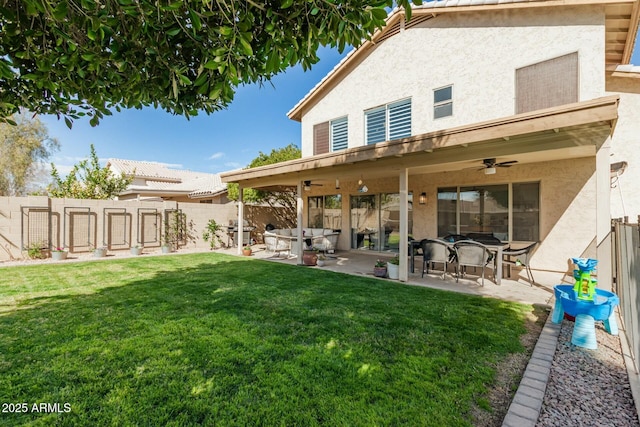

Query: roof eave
188,188,228,199
118,189,193,197
225,96,619,186
622,0,640,63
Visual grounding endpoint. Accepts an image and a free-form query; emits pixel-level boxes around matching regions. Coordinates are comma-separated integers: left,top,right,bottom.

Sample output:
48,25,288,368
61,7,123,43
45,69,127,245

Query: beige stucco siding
606,77,640,221
301,157,596,280
300,6,605,157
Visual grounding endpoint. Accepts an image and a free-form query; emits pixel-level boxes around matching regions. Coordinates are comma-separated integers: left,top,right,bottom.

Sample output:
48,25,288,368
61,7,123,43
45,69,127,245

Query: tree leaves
227,144,301,227
0,0,418,126
0,113,59,196
48,144,133,199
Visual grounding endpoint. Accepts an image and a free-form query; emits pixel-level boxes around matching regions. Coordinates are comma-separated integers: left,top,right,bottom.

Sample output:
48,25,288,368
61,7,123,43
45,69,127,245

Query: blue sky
41,35,640,176
41,46,346,175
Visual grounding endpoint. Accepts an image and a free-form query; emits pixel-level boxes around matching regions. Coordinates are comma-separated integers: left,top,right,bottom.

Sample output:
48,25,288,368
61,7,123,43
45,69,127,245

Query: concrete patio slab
224,245,555,306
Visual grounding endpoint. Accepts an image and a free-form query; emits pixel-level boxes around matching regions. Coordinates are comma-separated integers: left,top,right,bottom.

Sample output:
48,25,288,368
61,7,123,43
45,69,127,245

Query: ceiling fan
478,158,518,174
303,180,323,190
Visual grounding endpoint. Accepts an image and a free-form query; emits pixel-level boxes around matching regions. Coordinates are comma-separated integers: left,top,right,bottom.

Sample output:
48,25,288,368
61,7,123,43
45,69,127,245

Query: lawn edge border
501,302,561,427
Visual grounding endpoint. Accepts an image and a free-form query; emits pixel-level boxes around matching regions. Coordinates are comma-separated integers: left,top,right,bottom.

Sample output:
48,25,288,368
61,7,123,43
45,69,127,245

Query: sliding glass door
350,195,377,250
437,183,539,242
459,185,508,240
350,193,413,251
308,195,342,230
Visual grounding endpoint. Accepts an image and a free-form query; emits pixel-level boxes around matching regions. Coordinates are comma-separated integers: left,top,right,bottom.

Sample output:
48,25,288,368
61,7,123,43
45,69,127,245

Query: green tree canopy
0,0,420,127
0,112,59,196
228,143,301,227
48,144,132,199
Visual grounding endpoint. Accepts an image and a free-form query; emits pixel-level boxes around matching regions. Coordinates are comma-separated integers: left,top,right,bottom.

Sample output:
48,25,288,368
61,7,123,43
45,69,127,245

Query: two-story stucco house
221,0,640,286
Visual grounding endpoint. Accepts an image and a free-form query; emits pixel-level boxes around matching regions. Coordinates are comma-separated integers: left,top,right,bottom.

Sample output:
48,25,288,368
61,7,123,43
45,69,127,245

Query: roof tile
107,158,227,198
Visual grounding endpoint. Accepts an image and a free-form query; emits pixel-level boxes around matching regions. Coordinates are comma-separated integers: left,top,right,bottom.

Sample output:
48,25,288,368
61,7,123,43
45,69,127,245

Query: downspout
596,136,613,290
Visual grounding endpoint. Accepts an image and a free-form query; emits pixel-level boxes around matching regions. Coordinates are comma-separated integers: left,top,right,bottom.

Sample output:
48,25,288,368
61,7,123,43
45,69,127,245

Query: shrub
202,219,224,250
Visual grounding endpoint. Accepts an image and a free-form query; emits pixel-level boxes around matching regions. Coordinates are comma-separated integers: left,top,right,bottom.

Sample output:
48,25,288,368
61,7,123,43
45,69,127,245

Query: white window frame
433,85,453,119
365,98,412,145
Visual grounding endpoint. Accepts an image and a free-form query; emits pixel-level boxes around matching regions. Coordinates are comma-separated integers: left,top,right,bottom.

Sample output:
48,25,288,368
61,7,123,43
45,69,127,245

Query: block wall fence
0,196,280,262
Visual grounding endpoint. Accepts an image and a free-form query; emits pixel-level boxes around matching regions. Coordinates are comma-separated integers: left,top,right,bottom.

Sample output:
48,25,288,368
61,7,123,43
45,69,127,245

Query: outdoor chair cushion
264,228,340,254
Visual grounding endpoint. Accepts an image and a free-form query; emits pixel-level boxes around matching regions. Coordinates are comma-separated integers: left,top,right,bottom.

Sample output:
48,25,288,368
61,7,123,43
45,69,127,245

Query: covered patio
221,96,618,287
219,243,556,306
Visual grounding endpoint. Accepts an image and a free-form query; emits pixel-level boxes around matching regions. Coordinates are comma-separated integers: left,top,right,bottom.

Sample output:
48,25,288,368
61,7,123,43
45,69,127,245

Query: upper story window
314,117,348,155
313,122,329,155
516,52,578,114
434,85,453,119
330,117,348,151
365,98,411,145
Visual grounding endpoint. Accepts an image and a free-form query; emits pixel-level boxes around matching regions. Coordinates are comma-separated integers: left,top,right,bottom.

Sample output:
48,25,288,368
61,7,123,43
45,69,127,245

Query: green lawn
0,253,532,426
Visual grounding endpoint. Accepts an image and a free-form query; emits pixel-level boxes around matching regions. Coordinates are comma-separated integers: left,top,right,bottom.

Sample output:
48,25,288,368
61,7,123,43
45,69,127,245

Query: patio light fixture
484,167,496,175
357,179,368,193
419,192,427,204
335,179,340,189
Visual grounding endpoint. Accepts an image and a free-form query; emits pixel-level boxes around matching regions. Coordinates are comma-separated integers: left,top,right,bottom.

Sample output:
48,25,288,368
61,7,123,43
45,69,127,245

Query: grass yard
0,253,534,426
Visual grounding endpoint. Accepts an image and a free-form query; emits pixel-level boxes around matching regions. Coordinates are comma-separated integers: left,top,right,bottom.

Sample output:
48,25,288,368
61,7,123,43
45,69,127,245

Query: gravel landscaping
537,319,639,427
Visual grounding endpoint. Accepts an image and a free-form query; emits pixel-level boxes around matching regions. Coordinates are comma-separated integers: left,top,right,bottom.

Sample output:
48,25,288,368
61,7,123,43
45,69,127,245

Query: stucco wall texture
300,6,605,157
301,157,596,278
606,78,640,221
291,5,640,283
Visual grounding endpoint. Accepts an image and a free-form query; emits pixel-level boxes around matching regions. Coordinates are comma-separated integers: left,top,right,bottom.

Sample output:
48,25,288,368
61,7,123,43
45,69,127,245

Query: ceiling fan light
485,167,496,175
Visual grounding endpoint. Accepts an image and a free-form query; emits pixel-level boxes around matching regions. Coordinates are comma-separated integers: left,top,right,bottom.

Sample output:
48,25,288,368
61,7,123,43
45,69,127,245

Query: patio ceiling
221,96,619,190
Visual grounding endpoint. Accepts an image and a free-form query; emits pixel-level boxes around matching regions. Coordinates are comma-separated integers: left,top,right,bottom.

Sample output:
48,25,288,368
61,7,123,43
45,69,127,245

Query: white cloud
209,152,225,160
54,155,88,163
48,156,84,177
53,164,77,175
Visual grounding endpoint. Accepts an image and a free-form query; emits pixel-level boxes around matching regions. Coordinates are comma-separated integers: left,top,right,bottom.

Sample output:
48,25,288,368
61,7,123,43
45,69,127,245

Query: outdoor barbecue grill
227,220,256,247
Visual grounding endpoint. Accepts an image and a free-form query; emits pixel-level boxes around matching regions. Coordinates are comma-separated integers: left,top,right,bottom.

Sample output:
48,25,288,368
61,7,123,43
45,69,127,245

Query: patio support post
399,169,409,282
596,136,612,290
237,186,244,255
296,181,304,265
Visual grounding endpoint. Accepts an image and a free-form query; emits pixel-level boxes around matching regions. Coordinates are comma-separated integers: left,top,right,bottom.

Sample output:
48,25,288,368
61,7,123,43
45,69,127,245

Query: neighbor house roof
107,159,227,199
287,0,639,121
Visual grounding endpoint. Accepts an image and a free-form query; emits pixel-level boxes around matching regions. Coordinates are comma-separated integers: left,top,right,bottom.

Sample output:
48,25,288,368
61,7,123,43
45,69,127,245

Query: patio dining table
409,240,422,273
409,238,509,285
484,242,509,286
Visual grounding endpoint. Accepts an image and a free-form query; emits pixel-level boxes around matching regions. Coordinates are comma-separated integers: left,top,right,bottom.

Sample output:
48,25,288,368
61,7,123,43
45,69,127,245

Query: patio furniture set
412,233,537,286
264,226,536,286
264,228,340,257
